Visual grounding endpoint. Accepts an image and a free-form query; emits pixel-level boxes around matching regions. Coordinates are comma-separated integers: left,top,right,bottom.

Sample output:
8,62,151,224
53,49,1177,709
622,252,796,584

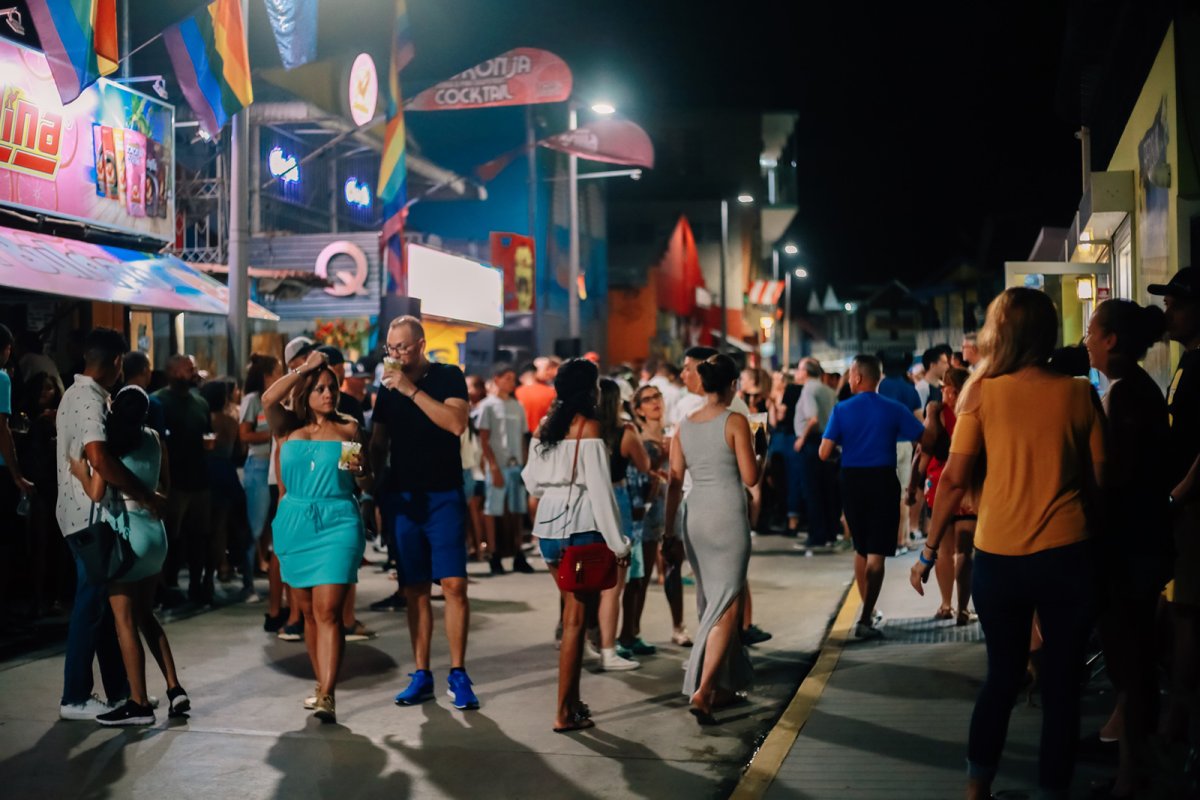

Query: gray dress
679,408,753,696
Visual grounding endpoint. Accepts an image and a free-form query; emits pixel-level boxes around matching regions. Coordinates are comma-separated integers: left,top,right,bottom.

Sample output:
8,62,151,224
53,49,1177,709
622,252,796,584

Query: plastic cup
339,441,363,471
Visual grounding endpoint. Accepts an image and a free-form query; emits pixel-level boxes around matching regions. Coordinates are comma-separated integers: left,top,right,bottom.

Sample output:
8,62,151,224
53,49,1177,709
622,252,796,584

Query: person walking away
821,354,932,639
626,385,690,647
665,354,764,724
369,317,478,710
877,351,923,554
68,386,188,725
1148,267,1200,760
911,287,1105,800
199,380,249,601
793,359,838,553
522,358,631,733
153,355,214,605
907,367,975,623
1083,298,1172,797
515,356,559,437
57,328,162,720
597,378,651,670
478,365,532,575
262,350,369,723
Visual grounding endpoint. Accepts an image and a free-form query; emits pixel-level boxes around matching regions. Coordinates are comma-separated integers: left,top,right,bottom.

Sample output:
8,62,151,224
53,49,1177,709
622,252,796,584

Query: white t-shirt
477,395,528,467
239,392,271,460
56,374,109,535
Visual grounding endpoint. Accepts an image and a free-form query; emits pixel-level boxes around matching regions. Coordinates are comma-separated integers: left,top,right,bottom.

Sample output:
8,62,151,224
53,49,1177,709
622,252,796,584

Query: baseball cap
1148,266,1199,299
284,336,315,364
315,345,346,366
347,360,371,379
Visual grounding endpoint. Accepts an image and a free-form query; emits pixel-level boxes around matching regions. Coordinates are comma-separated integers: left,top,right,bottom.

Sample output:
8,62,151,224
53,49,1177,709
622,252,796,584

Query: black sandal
553,712,595,734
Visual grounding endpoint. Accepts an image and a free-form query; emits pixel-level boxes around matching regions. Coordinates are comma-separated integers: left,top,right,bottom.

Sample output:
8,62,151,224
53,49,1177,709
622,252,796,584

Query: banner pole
226,0,249,376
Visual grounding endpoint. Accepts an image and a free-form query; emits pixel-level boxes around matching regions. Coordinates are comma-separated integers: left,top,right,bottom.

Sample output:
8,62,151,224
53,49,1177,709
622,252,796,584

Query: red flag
539,118,654,168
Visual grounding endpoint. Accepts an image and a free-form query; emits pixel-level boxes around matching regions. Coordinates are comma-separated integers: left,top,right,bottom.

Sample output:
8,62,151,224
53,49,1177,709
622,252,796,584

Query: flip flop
689,706,719,726
553,716,595,734
933,608,954,621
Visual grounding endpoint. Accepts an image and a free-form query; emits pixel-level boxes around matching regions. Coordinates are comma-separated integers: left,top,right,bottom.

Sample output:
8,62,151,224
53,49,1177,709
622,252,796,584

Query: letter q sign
315,241,369,297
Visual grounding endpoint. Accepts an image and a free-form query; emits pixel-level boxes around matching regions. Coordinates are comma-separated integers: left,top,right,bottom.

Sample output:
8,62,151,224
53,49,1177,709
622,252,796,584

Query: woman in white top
523,358,631,734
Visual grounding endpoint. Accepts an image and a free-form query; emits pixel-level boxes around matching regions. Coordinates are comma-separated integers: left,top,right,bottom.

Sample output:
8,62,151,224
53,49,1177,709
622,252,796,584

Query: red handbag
553,421,619,593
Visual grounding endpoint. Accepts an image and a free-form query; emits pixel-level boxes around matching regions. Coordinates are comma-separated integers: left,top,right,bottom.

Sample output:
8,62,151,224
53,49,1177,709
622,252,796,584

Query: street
0,537,851,800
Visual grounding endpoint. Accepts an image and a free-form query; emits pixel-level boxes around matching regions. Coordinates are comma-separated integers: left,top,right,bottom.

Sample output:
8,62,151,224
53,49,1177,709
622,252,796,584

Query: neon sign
343,178,371,208
268,146,299,183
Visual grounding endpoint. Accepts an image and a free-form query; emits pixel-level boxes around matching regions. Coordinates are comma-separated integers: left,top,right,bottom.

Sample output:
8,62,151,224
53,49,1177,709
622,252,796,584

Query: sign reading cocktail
0,38,175,242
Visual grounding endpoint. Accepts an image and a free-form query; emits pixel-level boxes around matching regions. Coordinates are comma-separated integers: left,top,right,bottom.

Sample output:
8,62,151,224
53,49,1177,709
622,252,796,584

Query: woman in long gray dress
665,354,764,724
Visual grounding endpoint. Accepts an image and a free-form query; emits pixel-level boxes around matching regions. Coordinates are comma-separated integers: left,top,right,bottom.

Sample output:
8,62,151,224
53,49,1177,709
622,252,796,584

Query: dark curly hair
536,358,599,451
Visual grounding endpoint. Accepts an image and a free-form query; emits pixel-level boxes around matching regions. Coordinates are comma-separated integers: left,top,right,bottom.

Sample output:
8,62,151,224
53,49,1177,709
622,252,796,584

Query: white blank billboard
406,243,504,328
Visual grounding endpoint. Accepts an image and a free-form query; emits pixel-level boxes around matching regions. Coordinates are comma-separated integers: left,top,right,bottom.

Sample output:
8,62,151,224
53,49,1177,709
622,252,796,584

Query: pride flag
380,0,413,294
164,0,253,137
26,0,118,104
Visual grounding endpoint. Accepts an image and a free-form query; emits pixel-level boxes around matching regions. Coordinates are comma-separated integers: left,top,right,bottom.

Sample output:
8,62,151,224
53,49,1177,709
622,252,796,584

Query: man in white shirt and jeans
792,358,838,551
58,328,164,720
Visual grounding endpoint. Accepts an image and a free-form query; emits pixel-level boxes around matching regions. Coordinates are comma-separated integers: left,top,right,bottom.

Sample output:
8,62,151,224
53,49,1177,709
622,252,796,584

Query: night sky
134,0,1086,287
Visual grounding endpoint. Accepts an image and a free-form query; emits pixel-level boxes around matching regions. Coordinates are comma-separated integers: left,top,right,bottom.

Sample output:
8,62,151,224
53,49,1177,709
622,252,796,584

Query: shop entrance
1004,261,1112,346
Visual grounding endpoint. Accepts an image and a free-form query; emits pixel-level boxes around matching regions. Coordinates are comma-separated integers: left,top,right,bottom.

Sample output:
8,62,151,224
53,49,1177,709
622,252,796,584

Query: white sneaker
584,640,601,660
600,648,640,671
59,694,111,721
112,694,159,709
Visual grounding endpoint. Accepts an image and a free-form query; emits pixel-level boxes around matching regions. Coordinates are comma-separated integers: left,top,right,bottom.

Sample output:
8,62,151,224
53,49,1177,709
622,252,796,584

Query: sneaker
263,608,289,633
446,669,480,710
97,700,155,727
489,556,507,576
600,648,640,671
671,627,694,647
312,694,336,723
742,624,773,646
628,638,657,656
909,529,927,542
394,671,435,705
873,610,885,626
681,575,695,587
615,642,635,660
167,686,190,716
304,684,320,709
512,556,536,574
369,593,406,612
854,622,884,640
59,694,112,721
277,621,304,641
343,620,376,642
112,694,160,709
894,545,910,556
584,640,601,660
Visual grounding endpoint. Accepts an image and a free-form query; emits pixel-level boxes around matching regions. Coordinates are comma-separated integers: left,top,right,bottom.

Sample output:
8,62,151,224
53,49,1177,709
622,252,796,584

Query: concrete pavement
0,536,851,800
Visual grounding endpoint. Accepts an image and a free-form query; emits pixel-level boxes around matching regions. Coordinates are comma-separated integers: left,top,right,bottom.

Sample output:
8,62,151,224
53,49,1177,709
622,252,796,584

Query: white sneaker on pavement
600,648,640,671
59,695,112,721
853,623,884,641
584,640,601,660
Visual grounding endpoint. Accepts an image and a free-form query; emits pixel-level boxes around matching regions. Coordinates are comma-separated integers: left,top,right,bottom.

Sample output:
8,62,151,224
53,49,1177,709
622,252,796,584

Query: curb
729,582,862,800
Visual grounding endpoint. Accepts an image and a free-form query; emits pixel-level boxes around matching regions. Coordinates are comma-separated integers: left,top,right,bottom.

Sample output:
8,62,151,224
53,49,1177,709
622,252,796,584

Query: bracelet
918,551,936,567
407,388,421,400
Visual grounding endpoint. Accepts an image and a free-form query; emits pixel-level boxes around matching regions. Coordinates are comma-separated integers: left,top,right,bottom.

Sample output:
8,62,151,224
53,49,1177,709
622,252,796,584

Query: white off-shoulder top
521,437,630,558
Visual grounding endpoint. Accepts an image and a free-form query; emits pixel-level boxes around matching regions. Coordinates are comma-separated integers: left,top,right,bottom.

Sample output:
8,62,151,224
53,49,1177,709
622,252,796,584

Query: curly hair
536,358,599,451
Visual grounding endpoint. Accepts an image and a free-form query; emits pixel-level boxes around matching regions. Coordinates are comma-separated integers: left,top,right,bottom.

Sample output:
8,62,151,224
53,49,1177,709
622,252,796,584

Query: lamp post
226,0,250,375
719,194,754,353
567,100,617,343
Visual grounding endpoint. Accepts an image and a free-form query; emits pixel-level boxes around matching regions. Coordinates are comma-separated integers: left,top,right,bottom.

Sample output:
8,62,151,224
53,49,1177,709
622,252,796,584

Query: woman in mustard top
911,287,1106,800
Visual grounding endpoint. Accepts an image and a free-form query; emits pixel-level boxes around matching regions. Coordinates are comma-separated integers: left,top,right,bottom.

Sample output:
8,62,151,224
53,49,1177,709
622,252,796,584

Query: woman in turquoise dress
262,350,368,723
69,385,188,727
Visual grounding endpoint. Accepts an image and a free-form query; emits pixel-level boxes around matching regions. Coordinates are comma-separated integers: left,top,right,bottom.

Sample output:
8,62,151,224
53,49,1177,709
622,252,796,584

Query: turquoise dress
105,428,168,583
273,439,364,588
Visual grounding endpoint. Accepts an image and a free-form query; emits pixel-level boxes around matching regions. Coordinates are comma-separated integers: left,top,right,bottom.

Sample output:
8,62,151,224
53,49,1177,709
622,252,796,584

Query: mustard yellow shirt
949,371,1105,556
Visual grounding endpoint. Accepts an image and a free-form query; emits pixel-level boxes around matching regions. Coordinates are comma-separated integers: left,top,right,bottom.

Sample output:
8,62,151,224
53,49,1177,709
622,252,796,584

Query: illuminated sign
0,39,175,241
268,146,299,182
343,177,371,208
347,53,378,127
407,243,503,328
314,240,369,297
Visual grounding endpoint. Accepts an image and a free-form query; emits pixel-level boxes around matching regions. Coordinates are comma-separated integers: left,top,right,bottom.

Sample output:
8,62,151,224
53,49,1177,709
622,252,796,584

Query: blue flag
261,0,316,70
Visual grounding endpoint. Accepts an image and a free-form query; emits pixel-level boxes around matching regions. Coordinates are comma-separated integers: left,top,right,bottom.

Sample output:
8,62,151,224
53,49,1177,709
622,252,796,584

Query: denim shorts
484,464,528,516
539,531,605,566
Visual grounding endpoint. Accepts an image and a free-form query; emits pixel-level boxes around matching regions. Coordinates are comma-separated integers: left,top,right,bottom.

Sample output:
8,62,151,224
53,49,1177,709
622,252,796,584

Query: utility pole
567,103,580,341
226,0,250,375
719,199,729,353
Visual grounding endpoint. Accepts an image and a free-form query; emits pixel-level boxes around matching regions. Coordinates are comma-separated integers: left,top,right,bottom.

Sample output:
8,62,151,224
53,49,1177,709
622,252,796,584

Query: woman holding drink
262,350,369,723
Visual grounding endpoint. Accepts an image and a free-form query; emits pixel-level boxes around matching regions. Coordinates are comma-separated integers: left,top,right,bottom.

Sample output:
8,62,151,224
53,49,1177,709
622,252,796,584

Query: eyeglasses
384,341,421,356
637,392,663,404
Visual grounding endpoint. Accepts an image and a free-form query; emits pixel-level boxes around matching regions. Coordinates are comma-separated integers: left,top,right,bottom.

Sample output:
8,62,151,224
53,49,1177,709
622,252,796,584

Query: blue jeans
770,433,805,519
968,541,1097,795
62,554,128,705
798,439,836,545
241,455,271,590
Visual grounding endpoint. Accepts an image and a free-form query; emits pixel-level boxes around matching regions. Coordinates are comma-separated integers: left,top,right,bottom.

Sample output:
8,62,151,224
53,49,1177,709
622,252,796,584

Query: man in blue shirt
877,351,924,553
820,354,931,639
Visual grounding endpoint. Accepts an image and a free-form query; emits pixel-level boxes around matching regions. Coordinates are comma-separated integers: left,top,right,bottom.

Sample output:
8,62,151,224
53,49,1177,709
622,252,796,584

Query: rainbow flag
380,0,413,294
26,0,118,104
164,0,253,137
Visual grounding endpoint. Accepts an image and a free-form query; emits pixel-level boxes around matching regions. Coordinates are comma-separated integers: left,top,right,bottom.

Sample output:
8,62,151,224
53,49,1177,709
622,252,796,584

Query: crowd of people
2,267,1199,797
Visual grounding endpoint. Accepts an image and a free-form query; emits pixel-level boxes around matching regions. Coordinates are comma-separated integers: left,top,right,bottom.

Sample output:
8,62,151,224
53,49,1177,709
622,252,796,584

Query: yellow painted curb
729,584,863,800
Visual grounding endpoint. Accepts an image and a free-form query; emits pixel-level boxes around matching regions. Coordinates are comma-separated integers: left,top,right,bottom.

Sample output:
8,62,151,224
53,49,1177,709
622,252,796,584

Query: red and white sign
407,48,572,111
747,280,785,306
539,118,654,168
489,232,535,312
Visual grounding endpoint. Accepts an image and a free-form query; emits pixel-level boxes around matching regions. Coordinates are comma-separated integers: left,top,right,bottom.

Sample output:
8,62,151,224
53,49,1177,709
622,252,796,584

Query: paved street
0,537,851,800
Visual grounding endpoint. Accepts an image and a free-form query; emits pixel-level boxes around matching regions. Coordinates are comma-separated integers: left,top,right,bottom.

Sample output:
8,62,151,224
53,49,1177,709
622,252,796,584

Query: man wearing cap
316,345,366,428
1149,267,1200,744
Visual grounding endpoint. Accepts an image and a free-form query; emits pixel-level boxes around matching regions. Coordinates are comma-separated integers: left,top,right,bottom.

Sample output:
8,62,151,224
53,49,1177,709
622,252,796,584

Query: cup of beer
338,441,363,471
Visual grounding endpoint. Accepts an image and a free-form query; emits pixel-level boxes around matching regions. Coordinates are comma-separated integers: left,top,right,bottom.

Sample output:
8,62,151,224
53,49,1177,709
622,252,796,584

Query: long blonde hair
960,287,1058,409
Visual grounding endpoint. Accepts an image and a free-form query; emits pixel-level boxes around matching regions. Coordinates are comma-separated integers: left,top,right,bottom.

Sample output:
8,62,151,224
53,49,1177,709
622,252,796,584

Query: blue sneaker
446,669,480,710
394,671,434,705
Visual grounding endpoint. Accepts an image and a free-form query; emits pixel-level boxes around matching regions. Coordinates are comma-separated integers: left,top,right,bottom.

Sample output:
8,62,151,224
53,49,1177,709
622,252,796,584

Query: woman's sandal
688,706,719,726
553,712,595,734
933,607,954,621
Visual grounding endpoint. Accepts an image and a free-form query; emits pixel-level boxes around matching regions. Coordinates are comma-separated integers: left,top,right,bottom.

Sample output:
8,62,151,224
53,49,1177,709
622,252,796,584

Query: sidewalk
0,536,850,799
739,550,1113,800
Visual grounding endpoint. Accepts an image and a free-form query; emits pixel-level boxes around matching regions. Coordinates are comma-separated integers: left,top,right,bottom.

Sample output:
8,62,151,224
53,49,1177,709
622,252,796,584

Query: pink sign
0,39,175,241
539,118,655,168
407,48,572,111
0,226,277,320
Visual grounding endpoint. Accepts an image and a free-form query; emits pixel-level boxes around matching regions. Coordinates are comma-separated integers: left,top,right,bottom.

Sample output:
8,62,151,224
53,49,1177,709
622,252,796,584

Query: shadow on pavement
1,722,130,797
267,716,412,799
576,725,733,800
263,643,400,686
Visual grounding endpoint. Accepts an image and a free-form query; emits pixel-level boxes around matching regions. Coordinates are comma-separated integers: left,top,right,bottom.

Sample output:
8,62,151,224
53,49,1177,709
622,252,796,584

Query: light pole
567,100,617,344
719,194,754,353
226,0,250,375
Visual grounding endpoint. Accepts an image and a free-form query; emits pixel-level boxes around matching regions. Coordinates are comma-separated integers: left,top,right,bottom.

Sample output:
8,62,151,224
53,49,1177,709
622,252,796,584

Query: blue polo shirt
878,376,921,412
822,391,925,468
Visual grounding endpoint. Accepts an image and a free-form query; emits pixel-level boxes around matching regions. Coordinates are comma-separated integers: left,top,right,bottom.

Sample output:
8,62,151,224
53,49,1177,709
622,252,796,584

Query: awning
0,227,278,320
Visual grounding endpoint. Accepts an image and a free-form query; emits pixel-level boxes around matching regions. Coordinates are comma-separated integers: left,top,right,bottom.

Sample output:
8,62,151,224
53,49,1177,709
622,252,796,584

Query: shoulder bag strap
557,418,585,538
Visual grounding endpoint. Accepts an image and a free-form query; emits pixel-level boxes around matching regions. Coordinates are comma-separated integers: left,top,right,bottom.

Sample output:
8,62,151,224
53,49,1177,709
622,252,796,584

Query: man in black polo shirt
369,316,477,710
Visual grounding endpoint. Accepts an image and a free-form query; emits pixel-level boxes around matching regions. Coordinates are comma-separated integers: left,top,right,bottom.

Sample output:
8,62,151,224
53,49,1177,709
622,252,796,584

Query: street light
737,194,754,204
794,267,808,278
568,100,622,342
784,243,799,255
590,101,616,115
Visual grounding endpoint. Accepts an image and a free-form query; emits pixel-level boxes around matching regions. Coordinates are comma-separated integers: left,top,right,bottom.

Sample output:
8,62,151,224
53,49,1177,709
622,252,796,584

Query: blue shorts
384,490,467,585
539,531,605,566
484,464,528,516
614,484,643,579
462,469,477,499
